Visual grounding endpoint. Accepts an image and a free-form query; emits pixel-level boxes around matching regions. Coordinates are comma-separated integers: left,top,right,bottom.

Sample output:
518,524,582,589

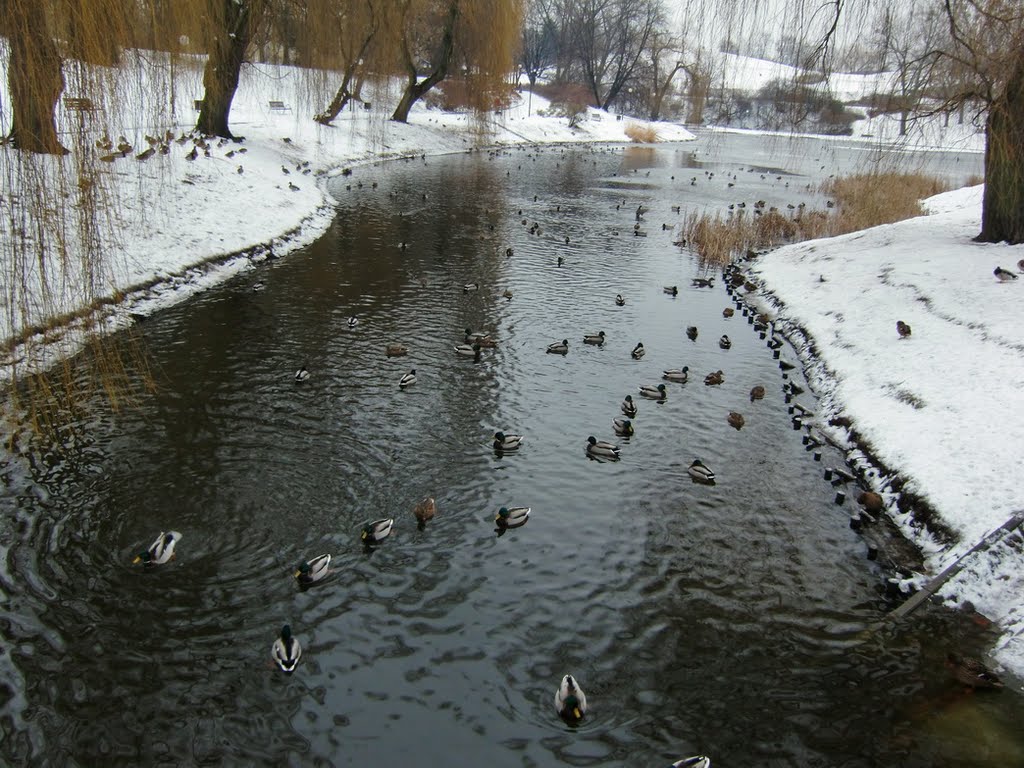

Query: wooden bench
65,97,96,112
269,100,292,113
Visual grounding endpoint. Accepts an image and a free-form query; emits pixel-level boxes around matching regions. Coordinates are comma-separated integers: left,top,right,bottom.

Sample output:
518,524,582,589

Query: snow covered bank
749,185,1024,682
0,55,693,375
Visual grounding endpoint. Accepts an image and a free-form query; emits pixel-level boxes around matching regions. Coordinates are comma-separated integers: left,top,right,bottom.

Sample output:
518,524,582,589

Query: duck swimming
555,674,587,724
719,335,732,350
494,431,524,451
613,417,634,437
704,370,724,386
670,758,711,768
347,316,359,328
615,294,625,306
133,530,182,566
946,652,1004,689
663,365,689,382
399,369,417,388
413,497,436,527
750,385,765,401
688,459,715,484
547,339,569,354
361,518,394,544
639,383,667,399
495,506,530,529
631,342,645,359
272,624,301,674
583,331,606,345
294,365,310,383
686,326,698,341
621,394,638,417
664,285,678,296
295,554,331,585
385,344,408,357
727,411,745,430
455,343,482,360
586,435,620,458
463,282,480,292
465,328,490,343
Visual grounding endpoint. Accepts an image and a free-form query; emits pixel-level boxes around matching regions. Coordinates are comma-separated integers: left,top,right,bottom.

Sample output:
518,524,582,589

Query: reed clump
680,171,949,266
624,122,658,143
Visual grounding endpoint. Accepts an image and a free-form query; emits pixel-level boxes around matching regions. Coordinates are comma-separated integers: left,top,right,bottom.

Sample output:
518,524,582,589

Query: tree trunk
978,47,1024,244
391,2,459,124
3,0,68,154
196,0,255,138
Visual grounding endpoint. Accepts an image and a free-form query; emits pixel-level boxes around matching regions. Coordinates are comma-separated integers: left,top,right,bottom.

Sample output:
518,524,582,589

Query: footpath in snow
749,185,1024,682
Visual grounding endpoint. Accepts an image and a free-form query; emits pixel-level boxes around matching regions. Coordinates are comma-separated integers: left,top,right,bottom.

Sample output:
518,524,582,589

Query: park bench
269,100,292,113
65,97,96,112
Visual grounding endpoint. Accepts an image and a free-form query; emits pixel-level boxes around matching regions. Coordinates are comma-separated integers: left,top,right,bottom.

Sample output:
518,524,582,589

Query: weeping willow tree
390,0,523,123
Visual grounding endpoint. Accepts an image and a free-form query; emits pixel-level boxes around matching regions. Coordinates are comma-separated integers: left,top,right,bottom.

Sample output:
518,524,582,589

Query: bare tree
646,30,685,120
311,0,385,124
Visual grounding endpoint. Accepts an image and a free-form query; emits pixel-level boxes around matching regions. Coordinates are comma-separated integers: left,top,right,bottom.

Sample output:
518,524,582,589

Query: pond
2,132,1020,767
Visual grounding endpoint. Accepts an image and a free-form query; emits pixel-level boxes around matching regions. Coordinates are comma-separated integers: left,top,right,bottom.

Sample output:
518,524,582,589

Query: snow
2,49,1021,680
748,185,1024,681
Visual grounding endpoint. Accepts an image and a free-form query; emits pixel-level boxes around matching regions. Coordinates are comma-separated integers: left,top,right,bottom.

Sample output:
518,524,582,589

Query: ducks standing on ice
896,320,912,338
994,266,1017,281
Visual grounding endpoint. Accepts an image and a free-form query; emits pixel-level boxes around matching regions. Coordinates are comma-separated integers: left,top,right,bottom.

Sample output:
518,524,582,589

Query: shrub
624,122,658,142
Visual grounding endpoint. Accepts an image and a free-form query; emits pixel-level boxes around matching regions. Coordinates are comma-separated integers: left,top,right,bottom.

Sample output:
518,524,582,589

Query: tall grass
680,171,949,266
624,122,658,142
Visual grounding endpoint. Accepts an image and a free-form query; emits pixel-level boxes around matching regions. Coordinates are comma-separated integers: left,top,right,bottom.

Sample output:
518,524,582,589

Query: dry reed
624,122,658,142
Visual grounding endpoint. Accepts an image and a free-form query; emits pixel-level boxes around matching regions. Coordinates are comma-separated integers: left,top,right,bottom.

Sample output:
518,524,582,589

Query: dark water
3,133,1020,767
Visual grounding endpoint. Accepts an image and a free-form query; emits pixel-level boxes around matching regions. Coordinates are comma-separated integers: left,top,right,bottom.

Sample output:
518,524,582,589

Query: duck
704,370,724,386
272,624,302,673
670,758,711,768
631,342,646,359
455,343,482,360
555,674,587,724
718,335,732,350
688,459,716,484
727,411,745,430
503,288,514,300
465,328,491,343
583,331,606,345
477,336,499,348
857,491,884,513
1018,258,1024,273
993,266,1018,282
385,343,408,357
621,394,638,417
413,497,436,527
615,294,625,306
722,307,734,318
750,385,765,401
399,369,417,388
946,653,1004,689
686,326,698,341
896,320,912,338
612,417,634,437
586,435,620,458
361,518,394,544
463,282,480,292
664,285,679,296
133,530,182,566
495,505,530,528
663,365,689,382
639,383,667,400
494,431,525,451
347,316,359,328
547,339,569,354
294,554,331,585
294,365,310,383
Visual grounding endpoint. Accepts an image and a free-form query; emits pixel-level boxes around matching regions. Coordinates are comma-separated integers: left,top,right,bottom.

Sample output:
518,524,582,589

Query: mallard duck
477,336,498,348
670,757,711,768
613,417,634,437
295,554,331,585
133,530,182,566
463,282,480,292
615,294,625,306
586,435,620,458
1018,258,1024,273
272,624,301,673
361,518,394,544
722,307,734,318
688,459,715,484
495,506,530,528
719,335,732,350
896,320,911,338
639,383,667,399
946,653,1004,689
294,365,310,383
455,343,482,360
547,339,569,354
494,431,524,451
413,497,436,526
686,326,698,341
631,342,645,359
727,411,745,430
465,328,490,343
663,365,689,382
503,288,514,300
750,385,765,401
252,281,265,292
385,343,408,357
621,394,638,417
583,331,606,345
399,369,417,388
555,674,587,724
663,285,678,296
347,316,359,328
704,370,724,386
994,266,1017,282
